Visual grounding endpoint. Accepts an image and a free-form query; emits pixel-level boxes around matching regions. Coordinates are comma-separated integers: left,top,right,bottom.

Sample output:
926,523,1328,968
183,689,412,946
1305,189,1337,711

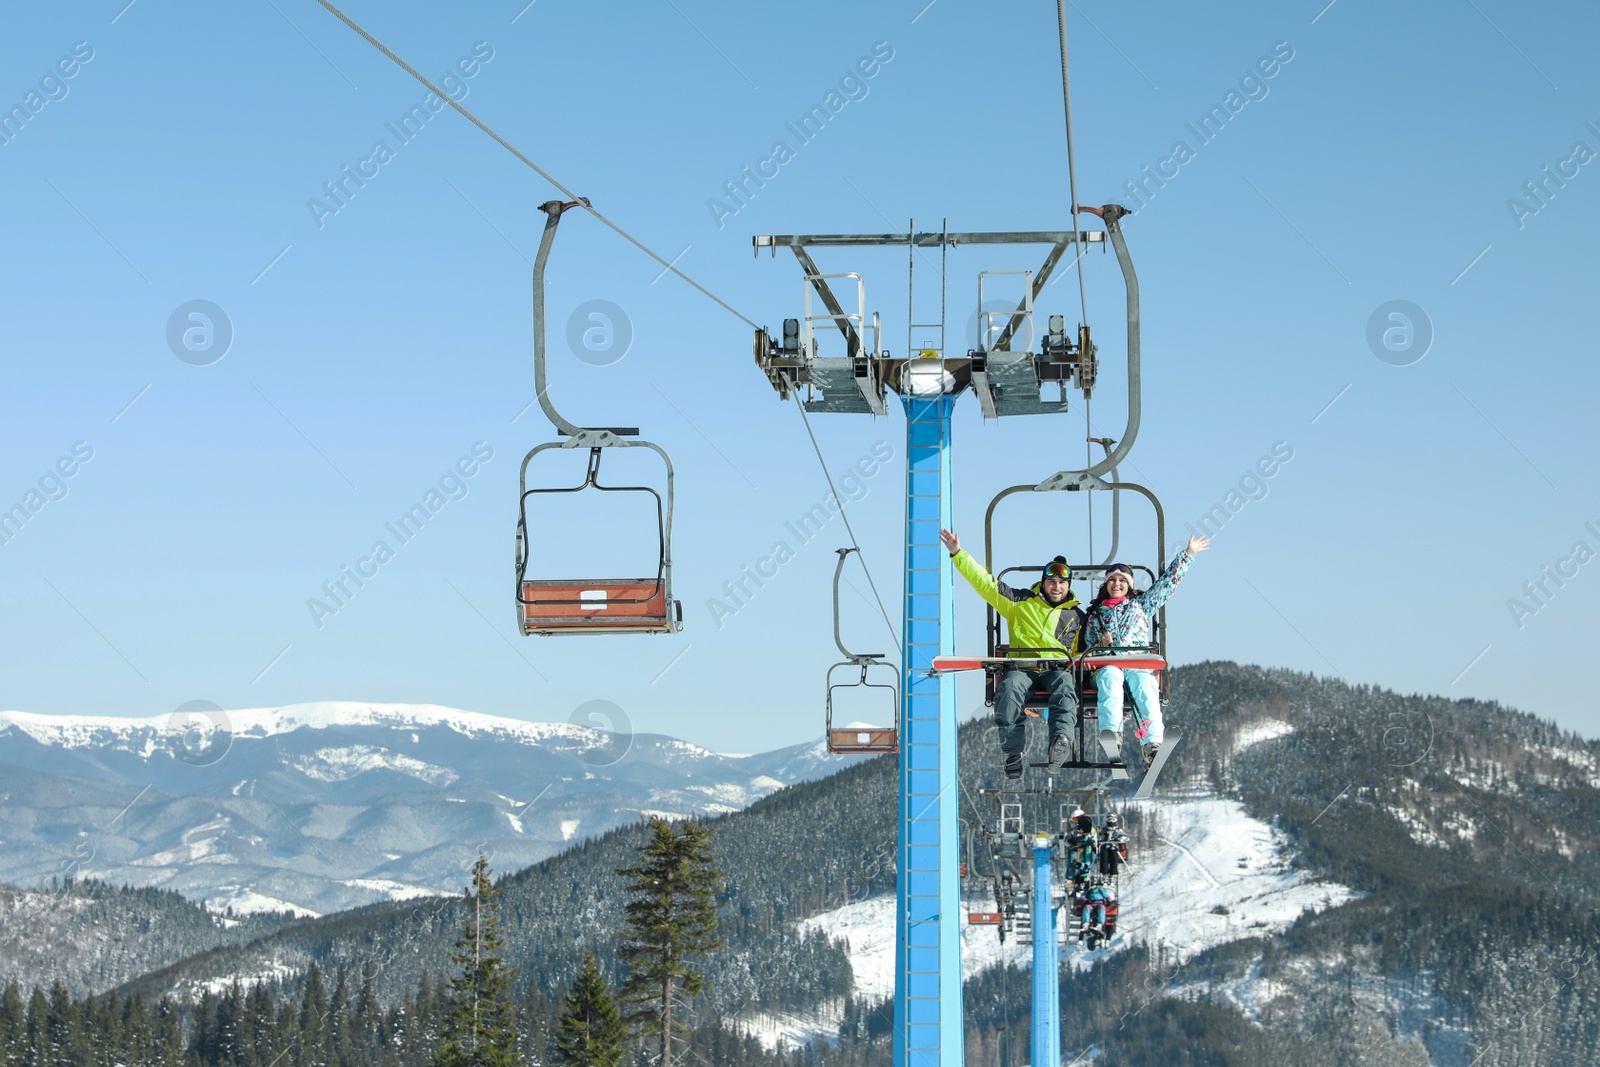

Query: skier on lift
1098,811,1128,877
1084,534,1210,770
940,528,1084,780
1075,878,1118,950
1063,809,1097,884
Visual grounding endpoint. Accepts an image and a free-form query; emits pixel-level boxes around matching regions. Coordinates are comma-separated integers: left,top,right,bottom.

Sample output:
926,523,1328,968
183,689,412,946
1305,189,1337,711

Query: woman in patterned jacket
1084,534,1210,768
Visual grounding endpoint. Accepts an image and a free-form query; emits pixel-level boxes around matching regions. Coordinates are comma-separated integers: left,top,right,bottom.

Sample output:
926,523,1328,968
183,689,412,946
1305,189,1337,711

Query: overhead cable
313,0,757,330
791,394,899,649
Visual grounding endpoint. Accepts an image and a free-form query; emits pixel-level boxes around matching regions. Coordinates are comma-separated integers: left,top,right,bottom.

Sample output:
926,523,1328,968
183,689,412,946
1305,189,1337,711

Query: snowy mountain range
0,701,850,916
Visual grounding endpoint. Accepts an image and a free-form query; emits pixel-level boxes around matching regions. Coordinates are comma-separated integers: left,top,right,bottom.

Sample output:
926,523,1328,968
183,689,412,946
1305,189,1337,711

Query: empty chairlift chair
516,441,682,635
513,197,682,637
824,548,899,753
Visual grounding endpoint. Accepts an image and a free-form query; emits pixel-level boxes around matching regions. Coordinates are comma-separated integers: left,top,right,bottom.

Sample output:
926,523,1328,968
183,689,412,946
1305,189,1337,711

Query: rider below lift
940,528,1084,780
1063,810,1098,884
1067,811,1127,950
1074,879,1119,950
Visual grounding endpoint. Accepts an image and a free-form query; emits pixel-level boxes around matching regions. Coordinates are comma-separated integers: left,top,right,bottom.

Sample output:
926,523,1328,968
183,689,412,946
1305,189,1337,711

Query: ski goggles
1042,561,1071,580
1104,563,1134,578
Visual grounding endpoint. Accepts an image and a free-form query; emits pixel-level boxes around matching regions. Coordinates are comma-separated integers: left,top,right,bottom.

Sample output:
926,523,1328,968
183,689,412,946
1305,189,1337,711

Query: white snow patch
504,811,525,834
560,819,580,840
798,896,1025,1002
132,816,235,867
1234,719,1294,751
1388,804,1445,848
683,781,761,806
206,887,318,918
1440,808,1477,842
1117,797,1359,965
729,1000,847,1052
1446,757,1520,795
292,745,458,786
342,878,436,901
196,959,299,995
800,794,1358,997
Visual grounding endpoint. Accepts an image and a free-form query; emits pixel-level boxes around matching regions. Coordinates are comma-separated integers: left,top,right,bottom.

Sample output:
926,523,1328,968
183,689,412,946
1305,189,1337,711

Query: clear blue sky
2,0,1596,753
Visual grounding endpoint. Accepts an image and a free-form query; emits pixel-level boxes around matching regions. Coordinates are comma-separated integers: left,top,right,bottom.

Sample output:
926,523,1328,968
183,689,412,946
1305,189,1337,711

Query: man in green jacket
940,529,1084,779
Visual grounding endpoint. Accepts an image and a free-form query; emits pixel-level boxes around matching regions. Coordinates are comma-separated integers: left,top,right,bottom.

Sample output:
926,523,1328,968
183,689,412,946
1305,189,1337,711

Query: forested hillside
0,879,296,998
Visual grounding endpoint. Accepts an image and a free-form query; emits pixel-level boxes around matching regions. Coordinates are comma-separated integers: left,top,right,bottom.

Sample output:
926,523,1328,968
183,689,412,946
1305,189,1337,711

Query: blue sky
2,0,1596,754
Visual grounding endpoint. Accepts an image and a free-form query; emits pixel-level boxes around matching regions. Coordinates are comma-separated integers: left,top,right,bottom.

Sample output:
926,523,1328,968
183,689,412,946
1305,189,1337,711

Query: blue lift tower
751,219,1132,1067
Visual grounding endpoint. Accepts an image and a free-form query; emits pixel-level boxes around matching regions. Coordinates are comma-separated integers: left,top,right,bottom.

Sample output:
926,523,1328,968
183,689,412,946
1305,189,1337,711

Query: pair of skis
1031,732,1177,799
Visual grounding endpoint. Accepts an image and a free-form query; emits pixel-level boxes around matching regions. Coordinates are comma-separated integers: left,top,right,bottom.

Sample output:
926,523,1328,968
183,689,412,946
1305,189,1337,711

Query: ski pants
993,667,1076,756
1093,665,1163,746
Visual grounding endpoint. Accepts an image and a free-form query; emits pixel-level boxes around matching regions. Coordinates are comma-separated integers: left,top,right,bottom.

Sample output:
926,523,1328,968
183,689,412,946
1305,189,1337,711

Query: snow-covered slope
797,792,1357,1003
0,702,854,915
1111,793,1357,961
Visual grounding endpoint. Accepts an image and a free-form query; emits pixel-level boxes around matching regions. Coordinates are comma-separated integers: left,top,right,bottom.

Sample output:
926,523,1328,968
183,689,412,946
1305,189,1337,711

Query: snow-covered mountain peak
0,701,608,750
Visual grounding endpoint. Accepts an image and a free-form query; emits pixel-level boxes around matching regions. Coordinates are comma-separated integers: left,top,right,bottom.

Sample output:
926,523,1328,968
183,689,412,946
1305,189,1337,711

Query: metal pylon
896,391,960,1067
1031,837,1060,1067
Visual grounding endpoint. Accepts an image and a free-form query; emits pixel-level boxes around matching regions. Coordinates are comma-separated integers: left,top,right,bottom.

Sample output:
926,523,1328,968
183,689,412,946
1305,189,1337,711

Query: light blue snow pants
1093,665,1163,746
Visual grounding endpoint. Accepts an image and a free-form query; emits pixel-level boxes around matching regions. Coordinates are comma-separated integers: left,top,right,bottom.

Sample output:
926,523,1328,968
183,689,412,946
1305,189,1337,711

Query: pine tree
431,854,521,1067
553,954,625,1067
300,962,331,1067
327,966,356,1067
24,988,46,1067
0,982,24,1067
615,819,723,1067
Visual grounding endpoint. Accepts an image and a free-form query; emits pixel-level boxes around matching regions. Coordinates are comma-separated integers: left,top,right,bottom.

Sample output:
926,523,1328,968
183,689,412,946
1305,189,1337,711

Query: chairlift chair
824,548,899,753
927,477,1174,778
516,442,682,635
514,198,682,636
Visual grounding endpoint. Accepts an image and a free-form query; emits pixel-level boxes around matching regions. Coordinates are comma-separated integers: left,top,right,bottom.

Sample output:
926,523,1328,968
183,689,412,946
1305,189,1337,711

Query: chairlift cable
792,394,899,648
1085,396,1093,561
1055,0,1091,332
1049,0,1100,563
1056,0,1096,562
313,0,757,330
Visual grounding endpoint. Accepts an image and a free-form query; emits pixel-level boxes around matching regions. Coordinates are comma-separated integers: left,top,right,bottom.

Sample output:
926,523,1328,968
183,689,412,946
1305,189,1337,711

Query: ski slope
799,791,1357,1001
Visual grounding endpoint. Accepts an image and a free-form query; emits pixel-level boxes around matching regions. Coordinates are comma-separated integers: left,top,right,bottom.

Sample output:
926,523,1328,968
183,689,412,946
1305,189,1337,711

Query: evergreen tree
299,962,330,1067
243,983,276,1067
431,854,521,1067
44,981,72,1067
327,967,355,1067
615,819,723,1067
355,964,381,1059
152,997,186,1067
552,954,625,1067
24,989,46,1067
0,982,25,1067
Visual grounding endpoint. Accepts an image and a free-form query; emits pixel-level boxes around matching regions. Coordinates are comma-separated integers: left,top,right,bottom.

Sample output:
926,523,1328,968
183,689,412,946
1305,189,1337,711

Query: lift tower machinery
750,211,1143,1067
